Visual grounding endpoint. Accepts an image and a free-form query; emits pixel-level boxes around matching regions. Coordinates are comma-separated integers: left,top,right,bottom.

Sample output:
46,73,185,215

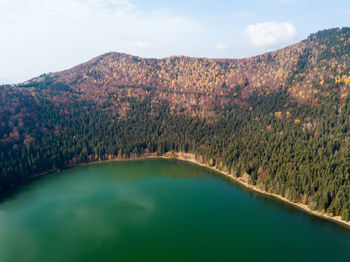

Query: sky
0,0,349,84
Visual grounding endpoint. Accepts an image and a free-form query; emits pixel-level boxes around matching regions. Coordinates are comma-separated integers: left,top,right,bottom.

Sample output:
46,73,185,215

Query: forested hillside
1,28,350,221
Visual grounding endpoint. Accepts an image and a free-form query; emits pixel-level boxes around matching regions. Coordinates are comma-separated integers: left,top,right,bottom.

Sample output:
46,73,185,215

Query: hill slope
18,27,350,115
1,27,350,222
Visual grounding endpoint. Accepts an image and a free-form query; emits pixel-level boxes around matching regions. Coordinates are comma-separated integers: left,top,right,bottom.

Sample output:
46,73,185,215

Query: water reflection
0,159,349,262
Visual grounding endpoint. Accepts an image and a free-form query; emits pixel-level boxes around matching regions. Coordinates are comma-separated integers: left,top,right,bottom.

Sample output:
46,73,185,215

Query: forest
0,27,350,221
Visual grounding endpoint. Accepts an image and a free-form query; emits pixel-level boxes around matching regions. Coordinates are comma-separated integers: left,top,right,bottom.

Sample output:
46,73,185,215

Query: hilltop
14,27,350,116
1,27,350,223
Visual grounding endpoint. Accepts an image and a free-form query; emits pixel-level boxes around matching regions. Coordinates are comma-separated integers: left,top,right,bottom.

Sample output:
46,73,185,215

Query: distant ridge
1,27,350,223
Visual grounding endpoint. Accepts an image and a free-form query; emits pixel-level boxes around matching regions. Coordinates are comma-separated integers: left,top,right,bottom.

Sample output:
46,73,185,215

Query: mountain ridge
1,27,350,223
16,27,349,118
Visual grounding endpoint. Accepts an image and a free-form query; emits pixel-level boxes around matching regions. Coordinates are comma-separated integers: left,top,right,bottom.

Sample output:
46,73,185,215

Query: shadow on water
0,158,350,262
1,158,350,236
0,158,205,205
0,171,62,205
202,164,350,235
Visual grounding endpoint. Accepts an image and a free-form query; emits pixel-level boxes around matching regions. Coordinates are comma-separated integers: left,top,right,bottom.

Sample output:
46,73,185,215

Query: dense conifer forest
0,28,350,221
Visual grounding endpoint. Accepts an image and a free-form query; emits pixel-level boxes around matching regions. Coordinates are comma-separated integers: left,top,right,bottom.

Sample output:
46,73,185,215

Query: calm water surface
0,159,349,262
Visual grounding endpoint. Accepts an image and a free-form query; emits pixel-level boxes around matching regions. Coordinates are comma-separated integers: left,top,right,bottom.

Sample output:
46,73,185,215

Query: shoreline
0,153,161,197
2,151,350,230
166,152,350,230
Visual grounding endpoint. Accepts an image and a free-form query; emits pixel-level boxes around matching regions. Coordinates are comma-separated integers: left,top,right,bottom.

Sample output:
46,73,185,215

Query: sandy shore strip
165,152,350,230
2,151,350,229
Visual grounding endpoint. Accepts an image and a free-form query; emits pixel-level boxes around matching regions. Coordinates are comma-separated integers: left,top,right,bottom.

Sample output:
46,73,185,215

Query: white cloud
0,0,203,83
245,21,297,47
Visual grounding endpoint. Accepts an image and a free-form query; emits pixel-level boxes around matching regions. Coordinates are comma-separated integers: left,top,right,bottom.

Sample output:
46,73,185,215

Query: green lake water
0,159,349,262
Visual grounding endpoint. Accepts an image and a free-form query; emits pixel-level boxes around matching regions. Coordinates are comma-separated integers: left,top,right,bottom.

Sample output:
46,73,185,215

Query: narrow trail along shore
162,152,350,230
3,151,350,230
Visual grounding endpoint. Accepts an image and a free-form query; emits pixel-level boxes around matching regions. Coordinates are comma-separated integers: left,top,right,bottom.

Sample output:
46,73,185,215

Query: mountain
16,27,350,115
1,28,350,221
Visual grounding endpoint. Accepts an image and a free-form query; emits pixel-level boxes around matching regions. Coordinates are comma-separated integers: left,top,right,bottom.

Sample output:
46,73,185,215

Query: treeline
1,87,349,221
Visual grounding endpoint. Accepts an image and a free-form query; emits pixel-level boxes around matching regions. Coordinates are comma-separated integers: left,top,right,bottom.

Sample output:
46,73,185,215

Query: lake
0,159,349,262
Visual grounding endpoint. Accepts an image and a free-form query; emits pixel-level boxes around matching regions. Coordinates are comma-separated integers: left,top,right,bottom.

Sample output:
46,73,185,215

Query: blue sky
0,0,349,84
